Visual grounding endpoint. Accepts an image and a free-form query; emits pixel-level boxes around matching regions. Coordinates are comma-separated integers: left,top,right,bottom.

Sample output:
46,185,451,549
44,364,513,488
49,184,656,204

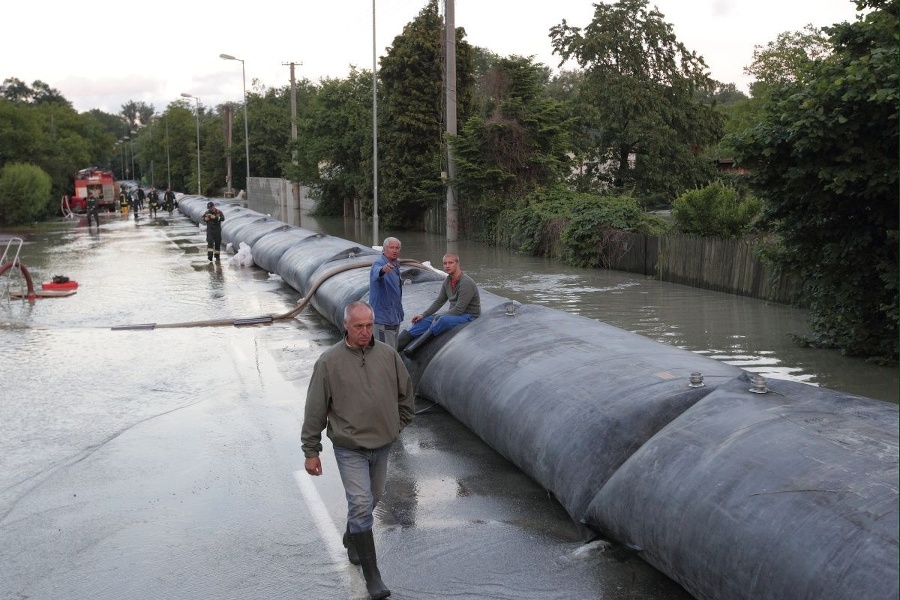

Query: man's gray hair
344,300,373,322
382,237,401,248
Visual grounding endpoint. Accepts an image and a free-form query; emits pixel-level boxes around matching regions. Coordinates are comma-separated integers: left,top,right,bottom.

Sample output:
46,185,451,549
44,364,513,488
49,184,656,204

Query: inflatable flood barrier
224,217,292,249
415,302,745,532
585,376,899,600
250,227,319,273
178,198,899,600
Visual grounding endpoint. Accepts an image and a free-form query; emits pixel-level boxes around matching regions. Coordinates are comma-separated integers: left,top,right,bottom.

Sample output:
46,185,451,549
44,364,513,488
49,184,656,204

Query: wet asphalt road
0,211,692,600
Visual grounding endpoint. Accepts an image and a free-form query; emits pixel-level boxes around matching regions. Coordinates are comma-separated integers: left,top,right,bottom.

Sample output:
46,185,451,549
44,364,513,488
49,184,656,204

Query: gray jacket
301,337,414,457
422,272,480,318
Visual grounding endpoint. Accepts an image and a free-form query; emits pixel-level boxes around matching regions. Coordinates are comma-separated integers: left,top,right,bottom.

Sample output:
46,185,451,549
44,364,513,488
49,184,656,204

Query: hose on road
111,257,435,331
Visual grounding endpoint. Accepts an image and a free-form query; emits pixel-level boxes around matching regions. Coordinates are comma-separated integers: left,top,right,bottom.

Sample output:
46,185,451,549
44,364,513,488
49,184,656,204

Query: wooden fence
608,232,801,305
425,200,801,306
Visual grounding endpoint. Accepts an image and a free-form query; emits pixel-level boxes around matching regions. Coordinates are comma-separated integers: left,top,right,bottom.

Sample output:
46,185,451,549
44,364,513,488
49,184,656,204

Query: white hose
61,195,74,219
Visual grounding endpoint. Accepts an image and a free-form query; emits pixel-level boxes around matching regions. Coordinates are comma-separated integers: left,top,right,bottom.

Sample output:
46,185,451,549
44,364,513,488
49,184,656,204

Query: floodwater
0,208,895,600
318,215,898,404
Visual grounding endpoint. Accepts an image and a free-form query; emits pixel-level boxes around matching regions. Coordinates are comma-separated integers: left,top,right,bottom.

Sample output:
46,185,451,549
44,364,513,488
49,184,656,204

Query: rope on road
110,257,436,331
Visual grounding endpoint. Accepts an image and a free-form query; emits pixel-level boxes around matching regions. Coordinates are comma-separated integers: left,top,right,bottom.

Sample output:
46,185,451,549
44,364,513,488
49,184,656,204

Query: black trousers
206,228,223,257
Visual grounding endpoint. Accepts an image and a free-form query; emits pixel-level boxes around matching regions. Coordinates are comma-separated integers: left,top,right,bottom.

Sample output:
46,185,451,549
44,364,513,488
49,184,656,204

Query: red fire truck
68,167,119,213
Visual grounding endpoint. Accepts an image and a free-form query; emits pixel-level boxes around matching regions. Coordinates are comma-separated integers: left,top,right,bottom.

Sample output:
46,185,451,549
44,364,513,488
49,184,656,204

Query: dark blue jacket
369,253,403,326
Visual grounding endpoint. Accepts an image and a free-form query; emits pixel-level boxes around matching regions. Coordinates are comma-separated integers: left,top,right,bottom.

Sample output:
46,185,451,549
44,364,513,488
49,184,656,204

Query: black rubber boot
403,330,434,356
395,329,413,352
207,251,213,261
349,530,390,599
343,525,360,565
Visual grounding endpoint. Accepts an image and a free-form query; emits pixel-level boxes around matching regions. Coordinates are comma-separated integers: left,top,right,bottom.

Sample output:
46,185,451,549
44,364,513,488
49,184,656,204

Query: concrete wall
246,177,314,227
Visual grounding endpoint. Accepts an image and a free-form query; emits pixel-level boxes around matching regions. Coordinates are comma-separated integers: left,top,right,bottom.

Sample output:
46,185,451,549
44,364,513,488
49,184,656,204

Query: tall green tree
299,70,375,216
378,0,476,228
549,0,722,204
452,55,571,235
1,78,70,106
246,84,292,182
715,26,833,163
0,95,110,204
120,100,155,129
744,25,832,96
733,0,899,358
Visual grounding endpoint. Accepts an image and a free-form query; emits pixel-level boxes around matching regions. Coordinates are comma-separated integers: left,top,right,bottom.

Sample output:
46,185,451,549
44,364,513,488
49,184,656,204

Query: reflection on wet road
0,214,693,599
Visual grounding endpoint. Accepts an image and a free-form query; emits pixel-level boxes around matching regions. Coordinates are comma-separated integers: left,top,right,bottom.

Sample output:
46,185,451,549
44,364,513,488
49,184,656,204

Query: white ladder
1,237,26,300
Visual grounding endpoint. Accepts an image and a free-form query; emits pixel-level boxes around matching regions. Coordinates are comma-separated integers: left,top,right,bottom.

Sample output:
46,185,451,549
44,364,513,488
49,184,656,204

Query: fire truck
68,167,119,213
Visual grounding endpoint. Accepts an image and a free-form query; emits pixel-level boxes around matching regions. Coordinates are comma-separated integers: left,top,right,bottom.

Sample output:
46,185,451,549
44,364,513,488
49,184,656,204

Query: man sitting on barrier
396,252,480,356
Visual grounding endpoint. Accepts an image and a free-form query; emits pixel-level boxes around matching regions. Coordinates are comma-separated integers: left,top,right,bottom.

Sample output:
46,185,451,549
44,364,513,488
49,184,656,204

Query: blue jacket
369,253,403,326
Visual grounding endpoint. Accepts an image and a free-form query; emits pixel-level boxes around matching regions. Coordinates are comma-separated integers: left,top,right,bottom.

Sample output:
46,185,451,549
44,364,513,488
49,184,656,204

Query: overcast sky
5,0,860,115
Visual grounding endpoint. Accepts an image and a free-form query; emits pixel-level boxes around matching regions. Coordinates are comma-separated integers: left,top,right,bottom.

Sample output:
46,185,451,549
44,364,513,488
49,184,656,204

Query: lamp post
118,140,126,179
220,53,250,197
371,0,379,246
180,93,202,195
130,130,137,182
122,137,130,179
165,118,171,190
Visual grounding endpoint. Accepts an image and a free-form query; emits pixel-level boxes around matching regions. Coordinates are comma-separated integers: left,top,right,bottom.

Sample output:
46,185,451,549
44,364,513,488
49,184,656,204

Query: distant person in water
85,191,101,227
202,201,225,261
396,252,480,356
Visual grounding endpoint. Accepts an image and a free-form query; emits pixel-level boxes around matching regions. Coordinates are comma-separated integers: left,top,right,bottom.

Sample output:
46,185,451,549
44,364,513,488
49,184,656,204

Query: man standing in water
369,237,403,348
85,191,100,227
302,301,414,600
202,201,225,261
163,187,176,215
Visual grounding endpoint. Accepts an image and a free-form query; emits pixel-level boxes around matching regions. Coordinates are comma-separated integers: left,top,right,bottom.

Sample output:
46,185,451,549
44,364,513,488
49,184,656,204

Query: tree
299,70,375,216
549,0,722,204
716,25,833,161
744,25,831,97
1,78,70,107
452,55,571,237
120,100,155,129
246,84,292,182
0,163,53,226
733,0,899,358
86,109,130,143
378,0,476,228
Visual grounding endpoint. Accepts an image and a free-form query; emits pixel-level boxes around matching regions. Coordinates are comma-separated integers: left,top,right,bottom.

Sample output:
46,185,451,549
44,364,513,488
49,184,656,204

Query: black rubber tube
168,196,899,600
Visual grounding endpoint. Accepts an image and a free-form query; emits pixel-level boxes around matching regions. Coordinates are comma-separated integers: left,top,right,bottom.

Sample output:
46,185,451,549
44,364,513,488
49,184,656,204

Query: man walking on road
369,237,403,348
302,301,415,600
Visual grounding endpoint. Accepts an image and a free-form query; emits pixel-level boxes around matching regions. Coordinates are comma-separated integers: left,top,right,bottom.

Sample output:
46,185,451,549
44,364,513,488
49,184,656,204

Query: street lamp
180,93,202,195
371,0,379,245
130,130,137,182
220,53,250,197
118,139,126,179
165,118,171,190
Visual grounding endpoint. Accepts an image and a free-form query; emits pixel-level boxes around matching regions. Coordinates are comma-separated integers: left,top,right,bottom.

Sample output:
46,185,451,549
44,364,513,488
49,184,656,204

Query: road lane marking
292,469,347,567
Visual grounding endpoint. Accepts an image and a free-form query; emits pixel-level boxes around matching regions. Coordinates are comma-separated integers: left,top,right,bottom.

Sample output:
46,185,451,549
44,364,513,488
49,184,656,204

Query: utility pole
283,61,302,226
222,104,234,197
165,118,171,190
372,0,379,247
445,0,458,243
